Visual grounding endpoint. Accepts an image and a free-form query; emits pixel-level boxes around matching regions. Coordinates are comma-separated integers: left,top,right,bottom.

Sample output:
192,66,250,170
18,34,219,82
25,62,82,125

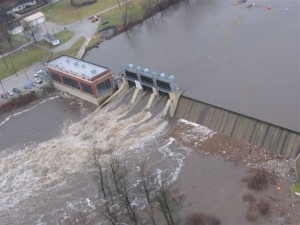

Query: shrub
242,169,275,191
242,193,256,204
256,200,270,215
245,210,257,222
185,212,221,225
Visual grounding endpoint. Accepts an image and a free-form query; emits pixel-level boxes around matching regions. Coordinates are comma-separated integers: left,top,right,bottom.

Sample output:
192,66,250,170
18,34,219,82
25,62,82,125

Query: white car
7,90,14,96
34,70,45,77
34,78,43,84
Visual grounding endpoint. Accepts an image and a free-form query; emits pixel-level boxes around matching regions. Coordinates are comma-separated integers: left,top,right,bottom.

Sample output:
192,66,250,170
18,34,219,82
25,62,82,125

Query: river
0,0,299,224
85,0,300,132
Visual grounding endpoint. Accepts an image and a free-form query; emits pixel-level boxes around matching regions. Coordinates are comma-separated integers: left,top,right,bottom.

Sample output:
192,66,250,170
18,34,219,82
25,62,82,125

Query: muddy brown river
0,0,299,224
85,0,300,132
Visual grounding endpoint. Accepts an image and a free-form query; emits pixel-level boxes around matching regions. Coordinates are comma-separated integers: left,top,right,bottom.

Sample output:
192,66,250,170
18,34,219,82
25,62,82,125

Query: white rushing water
0,93,163,224
0,90,217,224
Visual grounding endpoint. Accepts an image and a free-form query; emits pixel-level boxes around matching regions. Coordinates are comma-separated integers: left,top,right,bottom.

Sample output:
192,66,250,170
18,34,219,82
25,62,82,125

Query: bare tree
92,150,107,198
154,179,176,225
137,162,158,225
122,2,130,30
22,20,39,43
93,154,181,225
0,14,13,48
103,201,118,225
142,0,155,17
184,213,221,225
63,211,89,225
70,0,76,6
117,0,121,9
110,154,122,194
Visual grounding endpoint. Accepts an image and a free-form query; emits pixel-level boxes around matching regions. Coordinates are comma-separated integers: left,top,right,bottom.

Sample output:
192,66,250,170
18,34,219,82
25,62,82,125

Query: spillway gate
121,63,182,117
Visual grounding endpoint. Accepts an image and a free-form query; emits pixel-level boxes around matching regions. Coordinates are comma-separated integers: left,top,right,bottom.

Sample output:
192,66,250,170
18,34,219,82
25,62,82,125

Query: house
6,0,37,14
21,12,45,27
44,34,60,46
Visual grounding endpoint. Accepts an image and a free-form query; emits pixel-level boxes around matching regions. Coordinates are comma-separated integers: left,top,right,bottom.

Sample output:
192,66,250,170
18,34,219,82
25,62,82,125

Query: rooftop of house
47,55,109,80
23,11,44,22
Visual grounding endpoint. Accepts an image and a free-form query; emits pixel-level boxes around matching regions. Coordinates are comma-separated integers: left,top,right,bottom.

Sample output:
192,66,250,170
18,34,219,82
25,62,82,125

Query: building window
62,76,80,89
51,73,62,83
97,79,112,94
81,83,93,95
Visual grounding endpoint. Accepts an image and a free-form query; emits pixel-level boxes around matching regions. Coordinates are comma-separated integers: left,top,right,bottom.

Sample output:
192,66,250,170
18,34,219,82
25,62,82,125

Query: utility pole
0,49,8,69
117,0,121,9
0,79,6,94
23,67,29,80
74,5,81,21
43,21,50,38
7,54,18,76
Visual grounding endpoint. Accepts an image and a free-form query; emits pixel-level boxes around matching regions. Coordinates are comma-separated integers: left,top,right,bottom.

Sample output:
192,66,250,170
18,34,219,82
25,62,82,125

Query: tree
92,151,180,225
63,211,89,225
122,2,131,30
137,162,158,225
185,213,221,225
154,179,176,225
142,0,155,18
22,20,39,43
92,150,107,198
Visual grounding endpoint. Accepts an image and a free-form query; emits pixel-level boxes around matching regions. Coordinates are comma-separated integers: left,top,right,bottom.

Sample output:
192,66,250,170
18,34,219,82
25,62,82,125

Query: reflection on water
85,0,300,132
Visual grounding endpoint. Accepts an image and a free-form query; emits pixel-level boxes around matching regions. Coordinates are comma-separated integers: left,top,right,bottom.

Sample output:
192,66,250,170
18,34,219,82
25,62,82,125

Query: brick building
46,55,114,105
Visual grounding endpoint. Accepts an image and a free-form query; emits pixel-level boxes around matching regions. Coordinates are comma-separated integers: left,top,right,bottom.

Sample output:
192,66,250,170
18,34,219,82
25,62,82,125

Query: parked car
12,88,21,93
34,78,43,84
34,70,45,77
1,93,8,99
7,90,14,96
91,16,98,23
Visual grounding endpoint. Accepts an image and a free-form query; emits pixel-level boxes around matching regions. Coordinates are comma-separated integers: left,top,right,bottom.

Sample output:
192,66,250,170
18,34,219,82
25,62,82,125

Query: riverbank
0,85,56,113
172,119,300,225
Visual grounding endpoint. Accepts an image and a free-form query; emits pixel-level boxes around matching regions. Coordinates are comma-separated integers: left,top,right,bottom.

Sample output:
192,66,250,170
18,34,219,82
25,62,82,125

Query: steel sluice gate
121,63,179,95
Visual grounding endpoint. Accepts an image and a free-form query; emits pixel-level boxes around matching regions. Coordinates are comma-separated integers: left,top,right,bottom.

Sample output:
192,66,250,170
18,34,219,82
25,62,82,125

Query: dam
114,63,300,162
84,0,300,177
116,66,300,180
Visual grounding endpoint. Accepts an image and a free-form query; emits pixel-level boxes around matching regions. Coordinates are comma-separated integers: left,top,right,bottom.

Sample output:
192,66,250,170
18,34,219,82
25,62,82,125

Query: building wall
53,82,113,105
48,68,113,96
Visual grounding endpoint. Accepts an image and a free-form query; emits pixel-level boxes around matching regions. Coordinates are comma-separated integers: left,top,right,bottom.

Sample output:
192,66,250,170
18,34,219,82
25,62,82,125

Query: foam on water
178,118,215,143
0,94,170,216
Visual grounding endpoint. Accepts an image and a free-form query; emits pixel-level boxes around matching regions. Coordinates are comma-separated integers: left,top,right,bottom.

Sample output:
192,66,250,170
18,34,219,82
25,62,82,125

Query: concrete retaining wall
175,96,300,159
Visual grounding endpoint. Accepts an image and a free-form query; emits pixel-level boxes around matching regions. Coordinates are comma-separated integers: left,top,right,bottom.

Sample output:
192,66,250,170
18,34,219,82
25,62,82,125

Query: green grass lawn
56,30,75,44
0,35,29,53
291,182,300,196
86,36,101,50
98,0,149,30
37,30,75,49
42,0,123,25
0,46,50,80
0,0,154,79
51,37,85,59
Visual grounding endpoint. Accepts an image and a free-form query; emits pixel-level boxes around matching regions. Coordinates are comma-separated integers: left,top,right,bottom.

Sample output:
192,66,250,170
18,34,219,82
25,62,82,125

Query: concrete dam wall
175,96,300,160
